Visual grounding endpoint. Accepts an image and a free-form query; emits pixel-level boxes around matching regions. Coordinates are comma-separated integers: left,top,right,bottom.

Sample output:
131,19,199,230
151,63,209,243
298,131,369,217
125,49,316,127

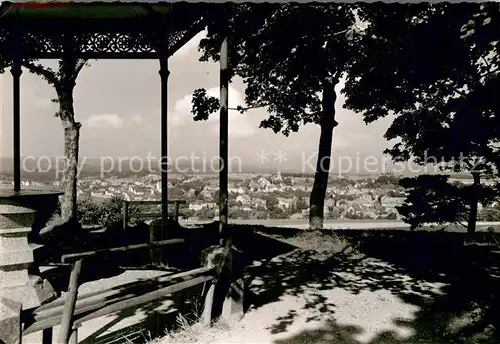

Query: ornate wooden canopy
0,2,213,59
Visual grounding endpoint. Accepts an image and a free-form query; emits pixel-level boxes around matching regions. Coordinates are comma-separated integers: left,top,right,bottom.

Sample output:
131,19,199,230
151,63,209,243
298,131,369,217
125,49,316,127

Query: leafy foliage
192,3,364,135
77,196,140,228
192,4,371,229
295,198,308,211
397,175,496,229
340,3,499,231
265,197,279,212
192,88,220,121
344,3,499,173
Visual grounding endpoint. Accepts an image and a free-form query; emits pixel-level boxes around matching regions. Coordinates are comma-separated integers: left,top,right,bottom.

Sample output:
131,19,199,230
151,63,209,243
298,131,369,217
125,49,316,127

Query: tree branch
456,217,468,229
72,59,88,81
228,103,269,113
22,61,59,86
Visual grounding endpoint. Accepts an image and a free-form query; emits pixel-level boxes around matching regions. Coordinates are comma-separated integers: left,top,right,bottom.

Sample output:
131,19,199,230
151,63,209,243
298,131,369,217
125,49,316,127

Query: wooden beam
133,212,163,219
122,201,129,230
159,41,169,233
219,22,229,246
202,281,216,327
58,259,82,344
60,239,184,263
75,275,212,325
42,328,52,344
10,27,23,192
31,267,214,317
23,275,214,335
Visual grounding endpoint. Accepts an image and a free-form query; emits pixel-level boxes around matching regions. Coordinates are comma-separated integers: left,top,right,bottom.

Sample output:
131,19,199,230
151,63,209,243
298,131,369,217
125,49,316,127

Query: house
131,186,151,196
272,171,283,182
362,210,377,219
236,195,252,206
265,184,279,192
381,197,403,213
277,198,294,209
202,202,217,209
258,177,271,188
123,192,135,202
297,197,310,206
201,189,213,199
189,201,205,211
156,181,173,191
382,197,403,206
324,198,336,213
252,198,267,207
229,187,246,195
248,181,260,191
347,204,364,215
351,199,373,208
295,184,306,191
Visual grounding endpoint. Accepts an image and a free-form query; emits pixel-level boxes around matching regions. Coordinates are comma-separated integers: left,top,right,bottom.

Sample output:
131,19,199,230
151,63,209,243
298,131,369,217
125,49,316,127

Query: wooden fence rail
18,203,244,344
60,239,185,264
122,200,187,229
23,268,216,336
22,238,216,344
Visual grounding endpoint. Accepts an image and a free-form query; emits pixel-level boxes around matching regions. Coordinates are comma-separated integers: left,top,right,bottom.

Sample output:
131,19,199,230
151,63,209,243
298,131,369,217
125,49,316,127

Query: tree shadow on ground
34,222,500,343
37,221,297,292
31,221,298,342
244,228,500,344
77,285,206,344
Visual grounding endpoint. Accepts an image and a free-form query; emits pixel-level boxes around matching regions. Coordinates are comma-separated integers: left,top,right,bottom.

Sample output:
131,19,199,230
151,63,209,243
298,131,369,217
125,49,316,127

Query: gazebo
0,2,231,343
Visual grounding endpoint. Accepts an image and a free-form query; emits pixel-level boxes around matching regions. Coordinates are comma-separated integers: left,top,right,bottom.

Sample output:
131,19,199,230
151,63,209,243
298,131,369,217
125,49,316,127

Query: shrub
77,196,141,228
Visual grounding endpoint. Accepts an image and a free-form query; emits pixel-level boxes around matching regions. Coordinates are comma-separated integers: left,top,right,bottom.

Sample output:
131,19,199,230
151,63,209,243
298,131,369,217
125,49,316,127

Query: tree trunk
467,171,481,234
309,76,338,230
58,89,81,223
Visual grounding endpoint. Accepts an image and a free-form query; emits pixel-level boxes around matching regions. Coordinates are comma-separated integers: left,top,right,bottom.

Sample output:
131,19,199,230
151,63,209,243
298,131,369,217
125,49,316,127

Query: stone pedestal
0,189,62,344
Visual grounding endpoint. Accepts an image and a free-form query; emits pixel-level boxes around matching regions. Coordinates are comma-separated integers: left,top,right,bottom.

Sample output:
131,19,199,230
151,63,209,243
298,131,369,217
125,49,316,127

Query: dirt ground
26,226,500,344
156,229,500,344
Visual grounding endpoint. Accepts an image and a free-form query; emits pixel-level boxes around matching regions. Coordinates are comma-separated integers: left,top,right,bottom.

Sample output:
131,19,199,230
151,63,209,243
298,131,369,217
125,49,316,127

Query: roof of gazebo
0,1,214,59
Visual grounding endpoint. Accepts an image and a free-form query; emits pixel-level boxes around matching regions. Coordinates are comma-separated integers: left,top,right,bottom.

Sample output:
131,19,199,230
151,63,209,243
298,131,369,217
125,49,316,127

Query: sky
0,30,396,174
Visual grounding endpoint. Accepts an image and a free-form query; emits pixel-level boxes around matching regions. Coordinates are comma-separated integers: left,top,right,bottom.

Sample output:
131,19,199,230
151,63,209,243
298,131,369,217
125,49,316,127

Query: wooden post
159,47,170,236
69,330,77,344
122,201,129,230
42,328,53,344
202,281,216,327
149,221,163,266
68,325,79,344
58,259,82,344
10,27,22,192
219,22,229,246
215,9,244,324
202,241,244,324
174,201,180,223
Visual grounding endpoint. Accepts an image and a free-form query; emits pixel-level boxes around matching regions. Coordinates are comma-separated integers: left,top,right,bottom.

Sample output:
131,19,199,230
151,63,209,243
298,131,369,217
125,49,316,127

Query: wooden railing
19,200,244,344
22,239,216,344
122,199,187,229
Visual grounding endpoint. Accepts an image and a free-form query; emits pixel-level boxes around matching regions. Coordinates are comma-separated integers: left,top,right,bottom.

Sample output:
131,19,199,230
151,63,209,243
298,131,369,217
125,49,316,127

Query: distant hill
0,157,476,181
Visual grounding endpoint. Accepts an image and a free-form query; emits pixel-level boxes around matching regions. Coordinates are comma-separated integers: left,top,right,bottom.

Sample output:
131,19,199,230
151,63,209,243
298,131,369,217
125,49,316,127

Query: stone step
0,227,34,270
0,227,32,235
0,213,36,229
0,189,62,343
0,248,33,267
